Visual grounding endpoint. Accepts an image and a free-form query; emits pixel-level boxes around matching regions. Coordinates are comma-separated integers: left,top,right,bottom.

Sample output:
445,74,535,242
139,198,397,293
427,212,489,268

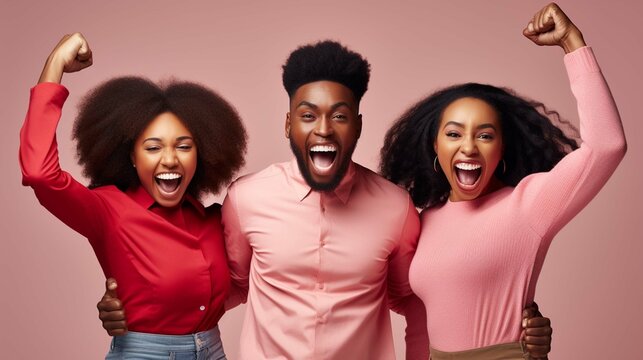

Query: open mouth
454,162,482,187
309,144,337,172
154,172,183,196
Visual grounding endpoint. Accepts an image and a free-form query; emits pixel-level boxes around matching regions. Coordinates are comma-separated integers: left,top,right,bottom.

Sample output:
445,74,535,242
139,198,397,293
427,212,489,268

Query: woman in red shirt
19,33,246,359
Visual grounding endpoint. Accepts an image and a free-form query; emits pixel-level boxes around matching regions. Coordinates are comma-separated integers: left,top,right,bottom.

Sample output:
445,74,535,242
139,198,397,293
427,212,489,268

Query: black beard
289,137,356,192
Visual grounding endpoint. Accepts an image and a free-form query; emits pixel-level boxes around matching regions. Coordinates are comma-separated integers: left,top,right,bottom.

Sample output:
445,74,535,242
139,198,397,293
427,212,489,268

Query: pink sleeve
19,83,106,239
517,47,627,239
387,196,430,359
221,184,251,310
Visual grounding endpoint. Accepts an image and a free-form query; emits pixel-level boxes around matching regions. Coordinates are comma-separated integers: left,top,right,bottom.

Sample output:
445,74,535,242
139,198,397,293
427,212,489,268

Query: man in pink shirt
220,41,428,359
96,40,552,359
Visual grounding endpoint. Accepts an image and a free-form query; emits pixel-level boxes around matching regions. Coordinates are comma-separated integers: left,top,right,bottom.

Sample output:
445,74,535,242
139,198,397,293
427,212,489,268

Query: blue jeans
105,326,226,360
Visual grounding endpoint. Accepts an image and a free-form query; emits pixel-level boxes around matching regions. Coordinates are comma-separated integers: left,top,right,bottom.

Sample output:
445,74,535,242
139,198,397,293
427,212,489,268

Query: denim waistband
111,326,222,353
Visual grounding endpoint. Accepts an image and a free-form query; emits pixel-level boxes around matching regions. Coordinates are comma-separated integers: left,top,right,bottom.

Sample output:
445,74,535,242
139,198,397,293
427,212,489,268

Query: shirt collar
126,185,206,216
287,158,358,204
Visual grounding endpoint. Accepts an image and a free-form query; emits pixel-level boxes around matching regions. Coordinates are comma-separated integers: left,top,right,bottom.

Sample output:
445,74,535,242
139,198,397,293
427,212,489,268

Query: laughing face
286,81,362,191
131,112,197,207
434,97,505,202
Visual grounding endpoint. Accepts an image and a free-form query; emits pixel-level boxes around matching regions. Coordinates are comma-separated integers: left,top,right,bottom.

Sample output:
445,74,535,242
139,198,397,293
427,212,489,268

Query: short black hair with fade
282,40,371,102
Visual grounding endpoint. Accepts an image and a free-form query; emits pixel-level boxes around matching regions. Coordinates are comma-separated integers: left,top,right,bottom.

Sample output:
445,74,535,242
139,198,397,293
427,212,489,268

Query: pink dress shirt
409,47,627,351
222,159,428,359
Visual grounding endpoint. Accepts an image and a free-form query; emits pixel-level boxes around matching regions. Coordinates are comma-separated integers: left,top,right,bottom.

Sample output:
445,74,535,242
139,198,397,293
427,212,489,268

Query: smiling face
434,97,504,202
286,80,362,191
131,112,197,207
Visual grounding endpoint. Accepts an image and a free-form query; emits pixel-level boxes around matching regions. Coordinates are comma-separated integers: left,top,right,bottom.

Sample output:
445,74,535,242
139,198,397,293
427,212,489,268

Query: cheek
182,152,198,177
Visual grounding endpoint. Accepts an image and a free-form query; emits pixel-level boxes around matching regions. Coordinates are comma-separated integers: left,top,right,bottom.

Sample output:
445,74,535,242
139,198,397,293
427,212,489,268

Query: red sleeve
19,83,106,240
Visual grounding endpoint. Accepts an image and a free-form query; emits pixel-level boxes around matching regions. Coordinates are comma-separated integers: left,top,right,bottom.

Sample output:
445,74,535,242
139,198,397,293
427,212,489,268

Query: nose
313,116,334,137
160,148,178,168
460,136,479,156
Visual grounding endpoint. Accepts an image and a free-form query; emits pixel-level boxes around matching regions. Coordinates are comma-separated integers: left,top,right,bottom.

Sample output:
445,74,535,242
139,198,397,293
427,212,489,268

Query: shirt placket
314,193,331,358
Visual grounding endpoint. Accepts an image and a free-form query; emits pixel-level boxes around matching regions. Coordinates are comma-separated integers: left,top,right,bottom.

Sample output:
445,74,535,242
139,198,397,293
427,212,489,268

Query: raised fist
523,3,586,53
39,32,93,83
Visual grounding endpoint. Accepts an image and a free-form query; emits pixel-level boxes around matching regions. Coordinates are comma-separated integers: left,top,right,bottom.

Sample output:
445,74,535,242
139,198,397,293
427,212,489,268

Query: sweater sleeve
19,83,105,239
516,47,627,239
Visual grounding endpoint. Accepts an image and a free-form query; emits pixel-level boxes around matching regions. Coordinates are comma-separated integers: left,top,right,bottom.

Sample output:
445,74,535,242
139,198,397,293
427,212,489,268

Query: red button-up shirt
19,83,230,334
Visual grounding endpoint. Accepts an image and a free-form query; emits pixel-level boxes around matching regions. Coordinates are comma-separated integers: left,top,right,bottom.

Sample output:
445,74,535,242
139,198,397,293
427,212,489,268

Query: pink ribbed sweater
409,47,627,351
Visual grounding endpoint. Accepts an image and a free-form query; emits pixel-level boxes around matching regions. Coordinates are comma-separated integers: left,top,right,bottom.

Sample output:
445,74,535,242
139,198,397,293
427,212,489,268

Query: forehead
291,81,357,110
140,112,192,137
441,97,499,127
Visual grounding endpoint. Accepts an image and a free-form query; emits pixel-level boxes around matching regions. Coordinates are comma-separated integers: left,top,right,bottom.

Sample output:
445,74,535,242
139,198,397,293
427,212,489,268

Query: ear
285,112,291,138
356,114,363,139
130,152,136,168
433,139,438,154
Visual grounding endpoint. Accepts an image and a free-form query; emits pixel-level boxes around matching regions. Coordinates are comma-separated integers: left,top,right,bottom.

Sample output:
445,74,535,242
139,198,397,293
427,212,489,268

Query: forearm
399,295,429,360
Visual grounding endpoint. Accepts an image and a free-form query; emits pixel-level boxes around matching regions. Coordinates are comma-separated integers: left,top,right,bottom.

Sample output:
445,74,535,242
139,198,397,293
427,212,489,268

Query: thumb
103,277,118,300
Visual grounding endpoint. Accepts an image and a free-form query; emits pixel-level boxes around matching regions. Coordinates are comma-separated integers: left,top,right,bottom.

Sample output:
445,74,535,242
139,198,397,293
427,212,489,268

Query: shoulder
355,163,410,201
228,162,288,190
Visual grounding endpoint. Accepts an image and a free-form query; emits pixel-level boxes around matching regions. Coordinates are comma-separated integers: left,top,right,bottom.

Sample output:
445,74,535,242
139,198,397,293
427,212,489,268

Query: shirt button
320,239,326,246
317,282,324,290
199,305,206,311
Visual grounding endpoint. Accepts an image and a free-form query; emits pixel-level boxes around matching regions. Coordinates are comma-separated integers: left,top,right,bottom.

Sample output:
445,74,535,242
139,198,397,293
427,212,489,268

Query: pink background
1,1,641,358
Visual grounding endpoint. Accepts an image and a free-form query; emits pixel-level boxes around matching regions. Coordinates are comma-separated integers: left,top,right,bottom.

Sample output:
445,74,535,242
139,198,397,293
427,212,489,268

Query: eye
478,133,494,140
301,113,315,121
333,113,347,121
446,131,460,138
144,146,161,152
177,144,193,151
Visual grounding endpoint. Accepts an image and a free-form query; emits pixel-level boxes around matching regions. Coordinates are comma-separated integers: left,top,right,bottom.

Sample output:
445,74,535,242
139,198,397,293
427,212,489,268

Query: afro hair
282,40,371,102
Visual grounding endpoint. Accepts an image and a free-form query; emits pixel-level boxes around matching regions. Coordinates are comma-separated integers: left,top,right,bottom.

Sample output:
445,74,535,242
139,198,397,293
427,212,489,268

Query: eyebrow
443,121,497,131
142,136,194,143
296,101,353,111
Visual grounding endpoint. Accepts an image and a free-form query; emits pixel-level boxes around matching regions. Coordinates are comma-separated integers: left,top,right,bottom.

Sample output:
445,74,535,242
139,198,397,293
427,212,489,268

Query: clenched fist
523,3,586,53
39,32,93,84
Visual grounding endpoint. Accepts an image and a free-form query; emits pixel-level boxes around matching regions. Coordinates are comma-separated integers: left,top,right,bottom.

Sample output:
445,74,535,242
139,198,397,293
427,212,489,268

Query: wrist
561,28,586,54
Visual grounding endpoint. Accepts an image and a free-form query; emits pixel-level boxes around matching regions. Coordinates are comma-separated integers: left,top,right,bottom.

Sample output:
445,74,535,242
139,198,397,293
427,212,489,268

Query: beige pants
430,342,529,360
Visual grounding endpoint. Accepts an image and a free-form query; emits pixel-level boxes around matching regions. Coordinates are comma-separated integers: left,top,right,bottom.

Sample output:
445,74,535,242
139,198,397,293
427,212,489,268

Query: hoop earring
434,156,439,172
502,159,506,174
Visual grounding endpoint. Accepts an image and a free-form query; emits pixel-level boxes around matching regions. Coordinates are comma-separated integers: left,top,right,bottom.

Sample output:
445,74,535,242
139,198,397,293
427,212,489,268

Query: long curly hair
73,76,247,200
380,83,579,209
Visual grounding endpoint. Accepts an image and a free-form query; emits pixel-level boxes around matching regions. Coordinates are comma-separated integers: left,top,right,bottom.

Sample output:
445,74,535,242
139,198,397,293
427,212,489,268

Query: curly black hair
73,76,247,200
380,83,580,209
282,40,371,102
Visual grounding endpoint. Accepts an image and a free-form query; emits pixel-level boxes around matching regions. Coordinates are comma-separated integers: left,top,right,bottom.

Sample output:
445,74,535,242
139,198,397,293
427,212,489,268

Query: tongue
311,152,335,169
456,169,480,186
158,178,180,193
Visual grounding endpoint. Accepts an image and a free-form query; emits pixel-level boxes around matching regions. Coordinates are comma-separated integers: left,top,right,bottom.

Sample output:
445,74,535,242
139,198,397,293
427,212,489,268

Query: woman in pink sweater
380,3,626,359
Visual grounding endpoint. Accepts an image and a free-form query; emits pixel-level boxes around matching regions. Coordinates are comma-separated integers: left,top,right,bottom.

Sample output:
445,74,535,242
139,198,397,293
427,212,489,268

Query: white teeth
455,163,481,171
156,173,182,180
310,145,337,152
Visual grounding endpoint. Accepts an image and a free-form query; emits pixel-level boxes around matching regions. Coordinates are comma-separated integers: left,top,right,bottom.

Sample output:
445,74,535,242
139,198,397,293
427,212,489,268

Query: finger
77,48,92,62
97,298,124,313
525,326,553,336
99,309,126,322
523,22,536,36
103,320,128,336
524,343,550,358
104,278,119,299
108,328,128,336
525,317,551,328
524,335,550,345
